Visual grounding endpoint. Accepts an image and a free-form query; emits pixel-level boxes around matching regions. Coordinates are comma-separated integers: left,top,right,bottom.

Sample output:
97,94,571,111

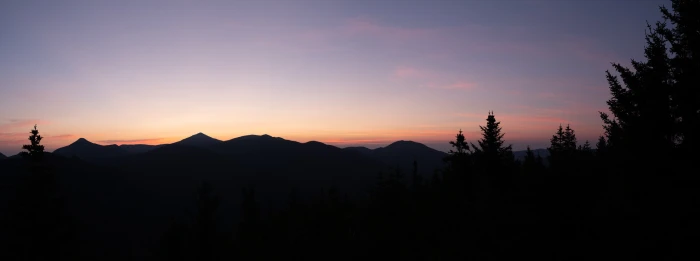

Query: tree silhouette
471,111,514,172
448,129,471,157
3,125,76,261
657,0,700,153
547,124,579,170
21,124,45,160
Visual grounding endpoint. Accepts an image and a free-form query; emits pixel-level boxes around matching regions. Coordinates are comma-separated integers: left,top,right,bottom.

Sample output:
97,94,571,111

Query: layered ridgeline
50,133,458,177
2,131,549,259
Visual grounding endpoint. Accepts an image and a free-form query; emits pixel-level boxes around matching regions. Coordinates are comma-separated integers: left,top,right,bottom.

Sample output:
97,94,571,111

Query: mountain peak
173,132,222,148
386,140,424,148
73,138,93,145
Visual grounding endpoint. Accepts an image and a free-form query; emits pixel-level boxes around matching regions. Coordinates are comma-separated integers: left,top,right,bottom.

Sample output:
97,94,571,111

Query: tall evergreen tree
448,129,471,157
548,124,580,169
599,10,677,156
562,125,577,151
657,0,700,153
21,124,45,160
471,111,513,164
548,125,565,154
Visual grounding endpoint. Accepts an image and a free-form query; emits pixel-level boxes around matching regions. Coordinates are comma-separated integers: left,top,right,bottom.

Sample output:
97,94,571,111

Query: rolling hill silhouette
0,152,5,160
53,138,128,160
513,148,550,163
344,140,447,177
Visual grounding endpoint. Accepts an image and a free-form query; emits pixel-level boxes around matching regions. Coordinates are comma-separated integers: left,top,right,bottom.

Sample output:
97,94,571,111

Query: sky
0,0,670,155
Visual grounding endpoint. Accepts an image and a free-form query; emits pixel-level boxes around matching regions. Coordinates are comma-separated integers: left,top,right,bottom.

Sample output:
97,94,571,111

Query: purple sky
0,0,669,155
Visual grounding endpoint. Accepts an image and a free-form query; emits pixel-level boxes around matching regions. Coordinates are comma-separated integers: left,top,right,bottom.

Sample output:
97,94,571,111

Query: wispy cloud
49,134,77,139
96,138,168,145
391,66,477,91
438,81,477,90
0,119,50,131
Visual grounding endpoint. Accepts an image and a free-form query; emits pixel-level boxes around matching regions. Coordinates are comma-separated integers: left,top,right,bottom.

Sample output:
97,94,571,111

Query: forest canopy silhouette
1,0,699,260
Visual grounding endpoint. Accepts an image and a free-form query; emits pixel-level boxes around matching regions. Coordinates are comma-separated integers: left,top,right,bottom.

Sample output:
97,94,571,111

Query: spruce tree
548,125,565,156
21,124,45,160
471,111,513,162
595,136,608,157
562,125,577,151
657,0,700,153
448,129,470,156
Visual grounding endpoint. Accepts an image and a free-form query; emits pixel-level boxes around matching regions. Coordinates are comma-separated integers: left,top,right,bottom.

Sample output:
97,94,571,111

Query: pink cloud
96,138,168,145
0,119,50,131
441,81,476,90
49,134,78,139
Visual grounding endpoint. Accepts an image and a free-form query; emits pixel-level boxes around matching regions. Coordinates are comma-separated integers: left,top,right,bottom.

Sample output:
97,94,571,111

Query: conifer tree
445,129,472,181
599,9,678,155
448,129,470,156
471,111,513,163
595,136,608,157
657,0,700,153
21,124,45,160
548,125,565,156
562,125,577,151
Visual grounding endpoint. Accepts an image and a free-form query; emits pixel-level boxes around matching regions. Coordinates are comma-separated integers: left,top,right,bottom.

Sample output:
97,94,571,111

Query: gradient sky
0,0,669,155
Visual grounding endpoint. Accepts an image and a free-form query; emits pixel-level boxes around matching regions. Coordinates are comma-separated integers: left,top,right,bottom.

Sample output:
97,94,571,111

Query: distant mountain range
345,140,447,176
49,132,549,174
1,132,550,258
513,148,550,161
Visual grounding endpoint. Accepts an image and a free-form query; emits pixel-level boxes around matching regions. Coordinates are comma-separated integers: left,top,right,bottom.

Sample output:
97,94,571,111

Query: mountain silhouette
119,144,165,154
0,152,5,159
344,140,447,176
171,132,222,148
343,146,374,155
513,148,549,162
53,138,128,160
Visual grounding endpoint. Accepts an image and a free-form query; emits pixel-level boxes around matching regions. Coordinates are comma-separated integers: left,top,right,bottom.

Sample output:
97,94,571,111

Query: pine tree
21,124,45,160
599,10,677,156
448,129,470,156
562,125,577,151
471,111,513,163
445,129,472,182
595,136,608,156
548,125,565,156
657,0,700,153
